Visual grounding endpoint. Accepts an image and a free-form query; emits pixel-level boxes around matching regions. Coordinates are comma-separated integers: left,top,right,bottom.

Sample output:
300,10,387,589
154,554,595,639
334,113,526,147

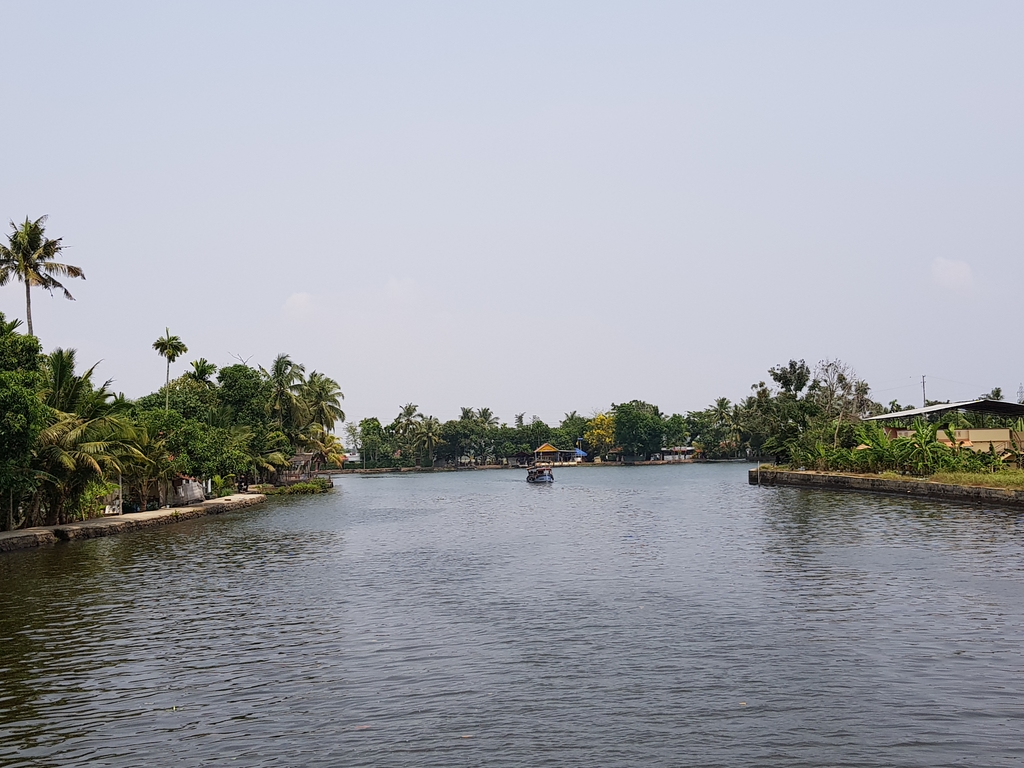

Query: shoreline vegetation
0,213,348,532
251,478,334,495
3,218,1023,534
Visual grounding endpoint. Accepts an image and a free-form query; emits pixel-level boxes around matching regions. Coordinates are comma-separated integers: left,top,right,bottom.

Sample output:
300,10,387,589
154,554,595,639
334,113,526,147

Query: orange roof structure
534,443,559,454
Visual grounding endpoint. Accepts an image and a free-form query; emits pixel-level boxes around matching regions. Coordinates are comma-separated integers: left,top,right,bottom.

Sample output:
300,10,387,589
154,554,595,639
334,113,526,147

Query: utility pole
922,375,927,407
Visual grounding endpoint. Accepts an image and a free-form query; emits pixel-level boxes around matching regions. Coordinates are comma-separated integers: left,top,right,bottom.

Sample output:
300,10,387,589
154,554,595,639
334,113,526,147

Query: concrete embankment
0,493,266,554
750,468,1024,509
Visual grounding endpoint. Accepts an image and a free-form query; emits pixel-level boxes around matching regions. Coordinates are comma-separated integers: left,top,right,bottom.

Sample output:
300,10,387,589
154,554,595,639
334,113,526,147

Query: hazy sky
2,1,1022,426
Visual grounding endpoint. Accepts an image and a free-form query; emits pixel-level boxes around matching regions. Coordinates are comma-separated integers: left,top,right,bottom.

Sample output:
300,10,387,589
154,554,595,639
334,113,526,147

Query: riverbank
750,467,1024,509
0,493,266,554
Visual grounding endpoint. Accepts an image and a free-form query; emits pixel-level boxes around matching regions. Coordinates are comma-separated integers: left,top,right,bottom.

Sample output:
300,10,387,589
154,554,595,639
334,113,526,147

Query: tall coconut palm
0,216,85,337
459,407,476,421
261,354,307,433
412,416,444,467
302,371,345,432
152,329,188,411
186,358,218,388
477,407,499,427
394,403,422,459
396,403,422,433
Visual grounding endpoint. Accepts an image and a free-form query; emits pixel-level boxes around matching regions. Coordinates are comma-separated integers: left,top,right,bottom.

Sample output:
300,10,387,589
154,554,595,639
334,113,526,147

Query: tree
186,358,218,388
584,412,616,458
261,354,307,434
32,349,141,525
217,364,272,426
477,408,499,428
412,416,445,467
358,418,386,464
664,413,688,447
559,411,590,447
612,400,665,459
152,328,188,411
394,403,423,459
0,313,45,530
302,424,347,470
806,359,874,448
0,216,85,337
302,371,345,432
121,424,174,512
768,359,811,395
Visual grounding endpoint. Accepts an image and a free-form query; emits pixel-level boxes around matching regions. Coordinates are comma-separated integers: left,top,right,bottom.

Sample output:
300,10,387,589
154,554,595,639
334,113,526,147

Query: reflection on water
2,465,1024,766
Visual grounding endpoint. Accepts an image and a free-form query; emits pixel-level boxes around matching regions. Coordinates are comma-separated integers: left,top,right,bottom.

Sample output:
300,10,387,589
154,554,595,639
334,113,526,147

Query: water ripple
2,465,1024,766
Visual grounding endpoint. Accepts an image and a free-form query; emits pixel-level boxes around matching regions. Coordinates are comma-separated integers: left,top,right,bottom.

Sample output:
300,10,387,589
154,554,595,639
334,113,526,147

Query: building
863,398,1024,455
533,443,581,465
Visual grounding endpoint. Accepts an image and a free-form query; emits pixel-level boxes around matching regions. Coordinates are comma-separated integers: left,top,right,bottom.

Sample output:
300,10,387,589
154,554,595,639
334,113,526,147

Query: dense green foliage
254,478,334,495
0,318,45,528
0,316,345,529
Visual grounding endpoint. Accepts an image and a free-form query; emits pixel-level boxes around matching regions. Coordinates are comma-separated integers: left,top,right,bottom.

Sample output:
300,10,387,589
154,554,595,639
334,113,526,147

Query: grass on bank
766,466,1024,491
249,478,334,495
926,470,1024,490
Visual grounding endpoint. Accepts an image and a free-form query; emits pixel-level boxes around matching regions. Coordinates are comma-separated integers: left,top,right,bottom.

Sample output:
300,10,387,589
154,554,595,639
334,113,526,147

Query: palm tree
460,407,476,421
412,416,445,467
0,215,85,336
121,425,174,512
396,403,422,434
0,316,23,337
302,424,347,471
394,403,422,460
261,354,307,433
228,424,290,483
712,397,732,428
186,358,218,388
32,350,141,525
152,329,188,411
302,371,345,432
477,407,499,427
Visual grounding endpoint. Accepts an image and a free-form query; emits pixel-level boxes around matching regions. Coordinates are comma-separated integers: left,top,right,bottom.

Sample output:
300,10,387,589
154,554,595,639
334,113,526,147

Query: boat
527,464,554,484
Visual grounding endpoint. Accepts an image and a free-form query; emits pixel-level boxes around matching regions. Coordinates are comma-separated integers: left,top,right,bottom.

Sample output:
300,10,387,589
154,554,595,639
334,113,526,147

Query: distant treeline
347,358,1019,472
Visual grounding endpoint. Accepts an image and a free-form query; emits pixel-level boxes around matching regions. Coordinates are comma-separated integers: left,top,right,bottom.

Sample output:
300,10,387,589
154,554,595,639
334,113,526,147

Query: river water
1,464,1023,767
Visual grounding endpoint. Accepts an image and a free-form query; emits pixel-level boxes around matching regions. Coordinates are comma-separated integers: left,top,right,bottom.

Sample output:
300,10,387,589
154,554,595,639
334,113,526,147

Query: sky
2,1,1022,426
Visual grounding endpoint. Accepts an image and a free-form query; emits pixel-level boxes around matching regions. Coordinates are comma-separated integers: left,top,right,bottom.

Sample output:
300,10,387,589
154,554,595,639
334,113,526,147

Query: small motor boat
527,465,554,483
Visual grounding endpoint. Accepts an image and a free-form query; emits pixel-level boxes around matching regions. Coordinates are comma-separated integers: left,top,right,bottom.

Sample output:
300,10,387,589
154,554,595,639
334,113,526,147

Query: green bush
260,478,333,495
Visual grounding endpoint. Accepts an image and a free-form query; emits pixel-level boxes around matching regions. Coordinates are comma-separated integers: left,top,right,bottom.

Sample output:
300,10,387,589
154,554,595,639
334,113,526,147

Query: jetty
0,493,266,554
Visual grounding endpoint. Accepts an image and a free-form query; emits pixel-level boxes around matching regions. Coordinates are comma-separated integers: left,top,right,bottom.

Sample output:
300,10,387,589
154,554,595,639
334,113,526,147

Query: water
2,464,1024,767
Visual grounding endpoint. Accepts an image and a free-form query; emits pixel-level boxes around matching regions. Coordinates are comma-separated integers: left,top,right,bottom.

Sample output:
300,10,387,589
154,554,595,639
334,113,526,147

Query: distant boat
527,465,554,484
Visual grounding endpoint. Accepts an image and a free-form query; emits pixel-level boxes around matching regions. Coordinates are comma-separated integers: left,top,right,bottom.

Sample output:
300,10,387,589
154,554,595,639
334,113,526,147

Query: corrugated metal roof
863,398,1024,421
